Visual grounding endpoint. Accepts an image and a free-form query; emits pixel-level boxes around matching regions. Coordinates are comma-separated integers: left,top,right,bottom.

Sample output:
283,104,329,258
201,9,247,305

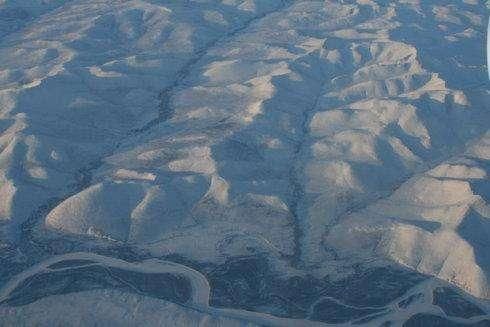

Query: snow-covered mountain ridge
0,0,489,326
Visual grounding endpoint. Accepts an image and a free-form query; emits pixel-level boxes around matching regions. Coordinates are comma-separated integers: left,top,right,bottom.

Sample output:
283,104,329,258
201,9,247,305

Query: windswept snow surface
0,0,489,326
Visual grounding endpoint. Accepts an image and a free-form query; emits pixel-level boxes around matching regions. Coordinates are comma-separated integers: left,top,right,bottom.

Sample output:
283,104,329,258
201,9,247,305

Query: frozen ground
0,0,489,326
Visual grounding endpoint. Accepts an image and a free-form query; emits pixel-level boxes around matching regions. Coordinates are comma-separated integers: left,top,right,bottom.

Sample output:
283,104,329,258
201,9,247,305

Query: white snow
0,0,489,323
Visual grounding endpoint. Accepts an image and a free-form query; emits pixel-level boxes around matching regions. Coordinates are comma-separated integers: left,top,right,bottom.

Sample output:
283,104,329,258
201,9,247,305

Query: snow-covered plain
0,0,489,325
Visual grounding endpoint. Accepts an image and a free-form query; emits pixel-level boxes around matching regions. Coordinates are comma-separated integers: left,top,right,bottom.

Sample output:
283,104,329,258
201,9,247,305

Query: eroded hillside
0,0,489,326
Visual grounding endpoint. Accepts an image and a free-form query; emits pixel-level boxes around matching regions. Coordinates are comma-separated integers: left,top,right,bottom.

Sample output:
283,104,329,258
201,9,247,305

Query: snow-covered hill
0,0,489,325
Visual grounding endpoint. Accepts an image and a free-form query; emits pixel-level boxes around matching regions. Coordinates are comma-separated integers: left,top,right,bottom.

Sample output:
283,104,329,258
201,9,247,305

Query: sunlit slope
0,0,488,300
0,0,289,242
